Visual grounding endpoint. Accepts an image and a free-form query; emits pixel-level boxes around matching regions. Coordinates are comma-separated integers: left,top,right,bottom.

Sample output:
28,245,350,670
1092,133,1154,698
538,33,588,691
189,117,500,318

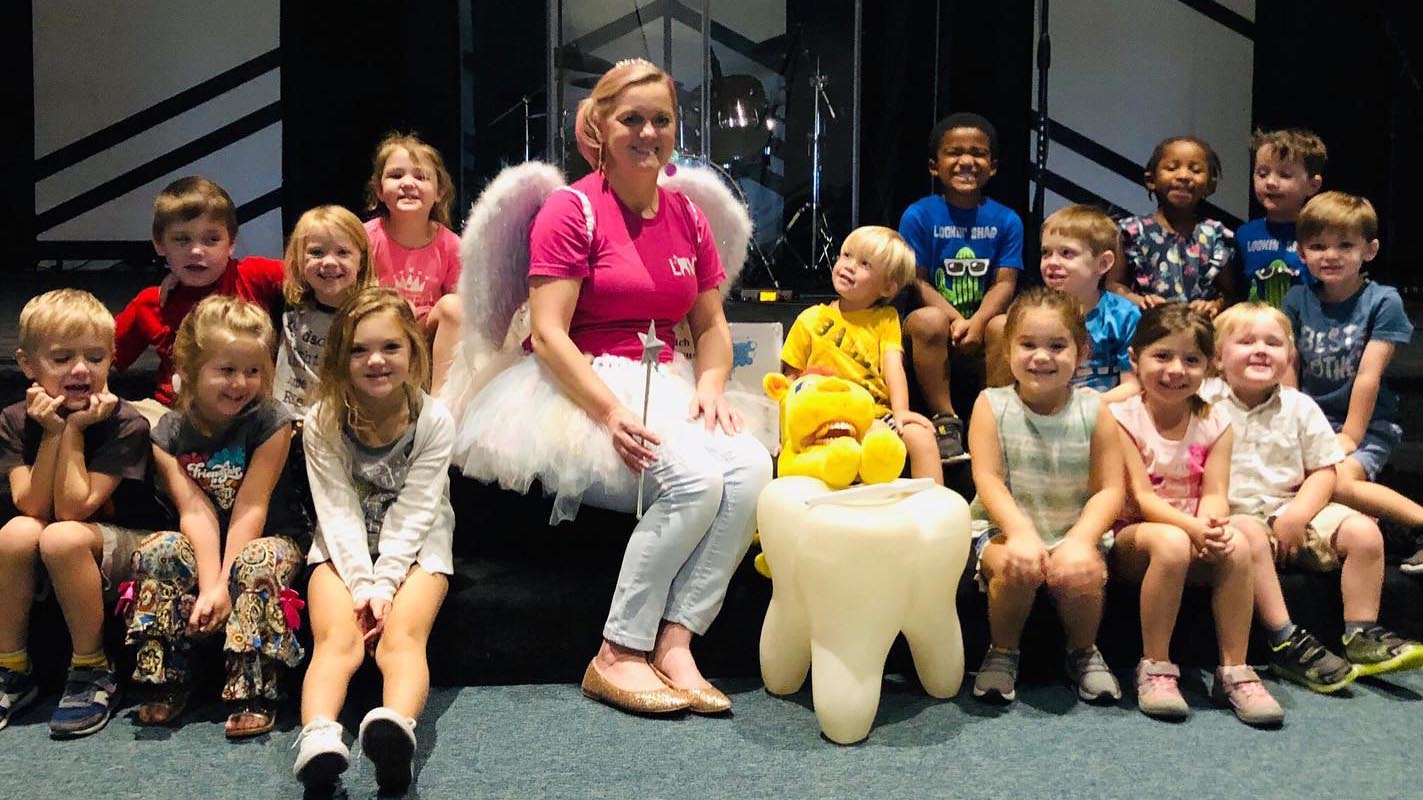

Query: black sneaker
0,667,38,731
1343,625,1423,676
1269,627,1357,694
1401,545,1423,575
930,413,970,463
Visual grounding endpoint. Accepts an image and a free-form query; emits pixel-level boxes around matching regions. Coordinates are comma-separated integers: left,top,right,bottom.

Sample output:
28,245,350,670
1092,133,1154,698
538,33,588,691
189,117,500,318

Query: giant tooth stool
757,476,971,744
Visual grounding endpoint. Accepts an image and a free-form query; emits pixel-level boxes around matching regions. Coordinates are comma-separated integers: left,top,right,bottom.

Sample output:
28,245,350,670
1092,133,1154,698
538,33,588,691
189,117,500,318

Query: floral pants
123,532,306,701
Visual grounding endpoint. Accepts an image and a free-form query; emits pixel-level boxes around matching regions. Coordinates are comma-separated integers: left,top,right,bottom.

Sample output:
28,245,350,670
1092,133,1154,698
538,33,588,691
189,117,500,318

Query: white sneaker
292,718,349,787
359,706,417,793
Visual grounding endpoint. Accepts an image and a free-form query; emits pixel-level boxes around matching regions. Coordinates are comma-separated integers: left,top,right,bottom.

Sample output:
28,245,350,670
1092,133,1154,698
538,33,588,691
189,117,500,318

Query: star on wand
635,320,664,519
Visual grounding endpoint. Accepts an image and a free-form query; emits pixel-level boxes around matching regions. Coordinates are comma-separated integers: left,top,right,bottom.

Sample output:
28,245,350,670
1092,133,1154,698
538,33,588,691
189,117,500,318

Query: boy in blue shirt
1284,191,1423,577
1237,129,1325,307
898,113,1023,463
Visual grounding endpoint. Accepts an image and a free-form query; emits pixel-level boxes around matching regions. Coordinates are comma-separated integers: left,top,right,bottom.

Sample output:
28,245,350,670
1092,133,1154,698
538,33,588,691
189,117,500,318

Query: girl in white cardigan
292,288,454,793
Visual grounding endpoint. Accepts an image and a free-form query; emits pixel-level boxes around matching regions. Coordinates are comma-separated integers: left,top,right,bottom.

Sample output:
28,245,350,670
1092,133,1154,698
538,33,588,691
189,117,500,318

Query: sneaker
930,413,970,463
293,718,350,788
1212,665,1284,726
1067,646,1121,703
0,667,39,731
1134,659,1188,719
1401,545,1423,575
1343,625,1423,677
49,666,119,739
359,706,417,793
972,647,1019,703
1269,627,1357,693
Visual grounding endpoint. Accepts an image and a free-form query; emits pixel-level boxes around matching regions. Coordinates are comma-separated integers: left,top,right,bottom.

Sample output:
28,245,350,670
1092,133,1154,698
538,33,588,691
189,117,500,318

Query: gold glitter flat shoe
580,660,690,715
649,664,732,715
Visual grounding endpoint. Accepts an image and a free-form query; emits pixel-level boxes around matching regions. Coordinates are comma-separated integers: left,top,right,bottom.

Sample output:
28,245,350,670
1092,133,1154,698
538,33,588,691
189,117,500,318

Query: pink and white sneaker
1135,659,1189,719
1212,665,1284,726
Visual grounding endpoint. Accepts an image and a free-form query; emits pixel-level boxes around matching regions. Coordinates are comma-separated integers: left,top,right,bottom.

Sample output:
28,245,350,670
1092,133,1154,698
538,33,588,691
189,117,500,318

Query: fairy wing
658,163,753,294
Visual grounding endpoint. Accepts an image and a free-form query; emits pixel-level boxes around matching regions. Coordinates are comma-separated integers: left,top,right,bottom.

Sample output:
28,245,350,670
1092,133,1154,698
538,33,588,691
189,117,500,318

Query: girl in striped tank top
967,287,1125,705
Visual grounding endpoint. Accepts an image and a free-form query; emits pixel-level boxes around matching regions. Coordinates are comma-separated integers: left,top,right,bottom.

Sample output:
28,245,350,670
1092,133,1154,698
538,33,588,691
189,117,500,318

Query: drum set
486,44,844,291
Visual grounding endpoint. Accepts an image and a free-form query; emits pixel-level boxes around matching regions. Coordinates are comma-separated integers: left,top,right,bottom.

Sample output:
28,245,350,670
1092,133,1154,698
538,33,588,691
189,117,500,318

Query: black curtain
1253,0,1423,290
281,0,463,233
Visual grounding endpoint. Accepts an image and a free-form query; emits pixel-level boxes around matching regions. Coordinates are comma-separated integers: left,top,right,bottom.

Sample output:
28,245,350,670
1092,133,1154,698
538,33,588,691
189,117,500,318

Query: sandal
224,700,275,739
136,686,190,726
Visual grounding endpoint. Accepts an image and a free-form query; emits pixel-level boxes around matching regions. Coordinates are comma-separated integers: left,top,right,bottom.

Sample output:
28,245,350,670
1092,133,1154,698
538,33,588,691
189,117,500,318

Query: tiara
613,57,657,70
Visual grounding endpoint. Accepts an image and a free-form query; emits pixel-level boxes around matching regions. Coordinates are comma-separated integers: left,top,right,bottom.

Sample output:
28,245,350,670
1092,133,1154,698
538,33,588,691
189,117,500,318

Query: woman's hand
604,405,660,473
187,586,233,635
688,385,742,436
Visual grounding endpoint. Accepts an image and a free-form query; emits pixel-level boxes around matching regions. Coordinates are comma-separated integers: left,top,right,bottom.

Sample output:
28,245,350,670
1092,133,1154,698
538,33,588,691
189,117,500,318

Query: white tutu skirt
452,352,701,524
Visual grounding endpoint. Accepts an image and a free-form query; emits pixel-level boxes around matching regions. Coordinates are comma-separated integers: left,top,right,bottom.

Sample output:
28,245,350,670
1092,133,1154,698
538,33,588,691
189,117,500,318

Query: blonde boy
781,226,946,483
1203,303,1422,691
1,290,161,737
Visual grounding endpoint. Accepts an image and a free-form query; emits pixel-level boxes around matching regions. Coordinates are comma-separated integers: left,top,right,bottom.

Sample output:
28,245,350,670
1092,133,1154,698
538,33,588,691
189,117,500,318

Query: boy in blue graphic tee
898,112,1023,463
1283,191,1423,577
1238,129,1326,307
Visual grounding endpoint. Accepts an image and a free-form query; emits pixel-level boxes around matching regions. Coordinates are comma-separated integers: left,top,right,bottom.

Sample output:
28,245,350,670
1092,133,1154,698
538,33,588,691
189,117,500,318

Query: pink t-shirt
1111,395,1229,520
364,218,462,319
527,172,725,362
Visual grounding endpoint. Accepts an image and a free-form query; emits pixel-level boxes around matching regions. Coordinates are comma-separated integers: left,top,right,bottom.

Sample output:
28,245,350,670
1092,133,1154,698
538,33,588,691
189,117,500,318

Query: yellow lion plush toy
762,371,906,490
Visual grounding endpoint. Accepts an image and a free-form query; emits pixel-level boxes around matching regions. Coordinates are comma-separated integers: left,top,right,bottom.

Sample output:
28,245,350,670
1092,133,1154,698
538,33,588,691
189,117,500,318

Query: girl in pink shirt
363,132,464,392
1110,304,1281,724
453,60,770,718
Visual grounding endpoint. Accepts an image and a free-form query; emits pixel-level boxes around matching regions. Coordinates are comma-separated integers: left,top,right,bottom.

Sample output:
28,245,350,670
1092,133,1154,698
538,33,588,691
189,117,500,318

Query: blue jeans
580,423,771,651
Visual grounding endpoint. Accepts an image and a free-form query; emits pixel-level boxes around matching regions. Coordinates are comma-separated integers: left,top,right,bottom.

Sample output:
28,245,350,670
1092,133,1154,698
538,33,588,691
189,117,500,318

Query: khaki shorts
98,523,152,597
128,397,170,428
1253,502,1358,572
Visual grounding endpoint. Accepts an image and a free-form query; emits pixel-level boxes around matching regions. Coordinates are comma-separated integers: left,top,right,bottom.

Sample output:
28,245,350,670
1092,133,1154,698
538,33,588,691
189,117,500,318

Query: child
0,290,162,737
1283,192,1423,566
898,112,1024,463
1236,129,1326,307
363,132,465,393
275,205,375,416
967,287,1125,704
124,295,308,737
1107,136,1235,318
1109,304,1281,725
292,288,453,793
781,226,943,484
1007,204,1140,400
113,176,284,426
1203,303,1423,691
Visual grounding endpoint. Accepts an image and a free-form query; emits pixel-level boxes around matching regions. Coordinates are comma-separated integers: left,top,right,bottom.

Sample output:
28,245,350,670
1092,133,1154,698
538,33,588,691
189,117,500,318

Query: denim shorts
1348,420,1402,481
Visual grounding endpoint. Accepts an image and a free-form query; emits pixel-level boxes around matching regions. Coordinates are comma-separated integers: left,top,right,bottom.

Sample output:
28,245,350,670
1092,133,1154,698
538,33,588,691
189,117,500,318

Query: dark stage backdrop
281,0,463,234
1253,0,1422,291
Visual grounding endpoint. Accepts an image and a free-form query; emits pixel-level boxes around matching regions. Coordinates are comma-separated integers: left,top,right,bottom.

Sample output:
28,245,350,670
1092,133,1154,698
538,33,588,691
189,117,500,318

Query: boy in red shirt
113,177,283,424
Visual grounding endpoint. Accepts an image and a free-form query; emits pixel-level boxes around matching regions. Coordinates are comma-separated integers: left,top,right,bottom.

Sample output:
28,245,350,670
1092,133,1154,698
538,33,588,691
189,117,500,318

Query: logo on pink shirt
668,255,696,277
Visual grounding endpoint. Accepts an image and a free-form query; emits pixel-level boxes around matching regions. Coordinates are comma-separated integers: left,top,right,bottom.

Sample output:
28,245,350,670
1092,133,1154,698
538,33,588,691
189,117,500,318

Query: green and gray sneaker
1343,625,1423,677
1269,627,1357,693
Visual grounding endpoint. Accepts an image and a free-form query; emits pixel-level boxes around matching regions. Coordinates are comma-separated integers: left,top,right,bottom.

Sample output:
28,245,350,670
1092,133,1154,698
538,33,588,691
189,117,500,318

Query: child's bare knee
38,520,96,564
905,307,951,341
1335,515,1382,558
0,517,44,558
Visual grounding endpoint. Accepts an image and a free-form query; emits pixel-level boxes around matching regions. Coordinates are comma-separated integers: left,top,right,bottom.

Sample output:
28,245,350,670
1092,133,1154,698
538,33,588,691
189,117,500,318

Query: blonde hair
18,289,114,353
314,287,430,438
1041,204,1122,272
1297,190,1378,243
840,225,917,301
171,295,276,416
152,176,237,240
1003,286,1090,356
364,132,454,227
1251,128,1327,176
282,205,375,306
1212,302,1295,356
573,59,679,171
